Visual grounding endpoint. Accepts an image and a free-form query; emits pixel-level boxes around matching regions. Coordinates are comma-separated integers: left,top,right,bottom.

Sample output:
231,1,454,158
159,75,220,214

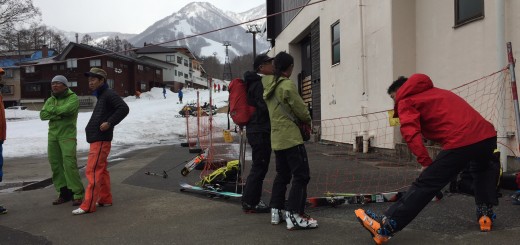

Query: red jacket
394,73,496,167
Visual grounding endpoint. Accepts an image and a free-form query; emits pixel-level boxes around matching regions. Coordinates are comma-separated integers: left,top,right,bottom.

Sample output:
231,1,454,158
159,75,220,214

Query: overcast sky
32,0,265,34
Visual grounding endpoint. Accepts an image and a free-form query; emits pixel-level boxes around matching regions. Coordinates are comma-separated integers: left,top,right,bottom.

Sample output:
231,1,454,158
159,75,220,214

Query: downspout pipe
496,0,508,171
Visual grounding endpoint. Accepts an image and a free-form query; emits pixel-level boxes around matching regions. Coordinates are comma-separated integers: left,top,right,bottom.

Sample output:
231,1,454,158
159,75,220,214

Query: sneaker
72,208,88,215
476,204,496,232
271,208,286,225
96,202,113,207
354,209,394,245
511,191,520,205
0,206,7,214
285,211,318,230
242,200,270,213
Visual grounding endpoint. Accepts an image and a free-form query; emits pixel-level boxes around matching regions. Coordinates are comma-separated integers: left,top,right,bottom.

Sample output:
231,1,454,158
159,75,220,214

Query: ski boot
355,209,396,245
285,211,318,230
476,204,496,232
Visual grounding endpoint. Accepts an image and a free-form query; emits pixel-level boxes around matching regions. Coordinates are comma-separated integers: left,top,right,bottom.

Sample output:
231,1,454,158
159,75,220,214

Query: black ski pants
242,132,272,206
385,137,498,232
269,144,310,214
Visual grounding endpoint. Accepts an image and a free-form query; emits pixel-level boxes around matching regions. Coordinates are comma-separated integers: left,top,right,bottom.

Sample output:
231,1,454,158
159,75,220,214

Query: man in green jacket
40,75,84,206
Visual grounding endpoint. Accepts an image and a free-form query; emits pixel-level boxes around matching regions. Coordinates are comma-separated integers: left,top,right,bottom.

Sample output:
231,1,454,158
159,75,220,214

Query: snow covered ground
4,87,231,158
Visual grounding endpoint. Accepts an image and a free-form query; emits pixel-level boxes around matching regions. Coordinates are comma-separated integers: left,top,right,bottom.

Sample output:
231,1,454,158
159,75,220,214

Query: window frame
454,0,484,28
107,79,115,89
1,85,14,95
331,20,341,65
25,66,35,73
166,55,175,63
67,59,78,68
89,59,101,67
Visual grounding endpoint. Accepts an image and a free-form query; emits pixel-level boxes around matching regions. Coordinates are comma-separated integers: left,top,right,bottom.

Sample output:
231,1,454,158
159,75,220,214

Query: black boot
52,187,72,205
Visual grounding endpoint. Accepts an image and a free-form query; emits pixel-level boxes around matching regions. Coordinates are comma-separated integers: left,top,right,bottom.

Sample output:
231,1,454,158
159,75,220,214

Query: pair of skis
307,191,444,208
180,149,209,176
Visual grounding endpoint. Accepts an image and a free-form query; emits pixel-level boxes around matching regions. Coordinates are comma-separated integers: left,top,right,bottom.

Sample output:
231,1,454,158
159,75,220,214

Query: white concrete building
136,45,206,91
267,0,520,161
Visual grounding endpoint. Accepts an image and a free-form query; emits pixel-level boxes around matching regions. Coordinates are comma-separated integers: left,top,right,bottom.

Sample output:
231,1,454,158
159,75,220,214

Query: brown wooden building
20,42,163,107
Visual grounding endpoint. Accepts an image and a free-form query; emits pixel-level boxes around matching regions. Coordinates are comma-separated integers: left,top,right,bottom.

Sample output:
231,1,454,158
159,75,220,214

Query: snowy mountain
128,2,268,61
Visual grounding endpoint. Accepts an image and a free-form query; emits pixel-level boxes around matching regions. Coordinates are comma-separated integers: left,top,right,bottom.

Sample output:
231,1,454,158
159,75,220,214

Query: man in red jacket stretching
355,74,498,244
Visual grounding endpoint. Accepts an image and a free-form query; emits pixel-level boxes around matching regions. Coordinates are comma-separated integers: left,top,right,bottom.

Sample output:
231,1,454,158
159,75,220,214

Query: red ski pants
80,141,112,212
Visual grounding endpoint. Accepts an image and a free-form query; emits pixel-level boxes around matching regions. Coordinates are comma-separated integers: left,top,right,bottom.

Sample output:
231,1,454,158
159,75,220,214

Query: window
25,66,35,73
69,81,78,87
52,65,58,71
175,70,178,76
25,84,41,92
455,0,484,27
1,85,14,95
331,21,340,65
166,55,175,62
156,69,161,75
107,60,114,68
59,64,65,70
67,59,78,68
184,74,188,79
107,79,114,88
138,65,143,71
184,59,188,67
140,82,146,91
177,56,182,64
90,59,101,67
4,69,13,78
178,71,183,77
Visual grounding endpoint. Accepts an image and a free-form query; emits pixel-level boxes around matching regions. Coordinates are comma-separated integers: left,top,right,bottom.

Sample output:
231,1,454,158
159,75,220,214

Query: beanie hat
52,75,69,87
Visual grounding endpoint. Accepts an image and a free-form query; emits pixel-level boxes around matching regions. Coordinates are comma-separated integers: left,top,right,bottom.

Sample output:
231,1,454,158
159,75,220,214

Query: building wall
269,0,394,120
143,52,191,85
269,0,520,150
1,68,21,106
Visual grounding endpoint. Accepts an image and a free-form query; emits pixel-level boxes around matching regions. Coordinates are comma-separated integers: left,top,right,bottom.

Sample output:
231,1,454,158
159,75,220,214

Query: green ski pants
48,138,84,199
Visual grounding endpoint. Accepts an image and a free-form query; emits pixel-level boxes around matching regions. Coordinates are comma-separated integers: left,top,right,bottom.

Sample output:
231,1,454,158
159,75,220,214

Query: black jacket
244,71,270,134
85,84,129,143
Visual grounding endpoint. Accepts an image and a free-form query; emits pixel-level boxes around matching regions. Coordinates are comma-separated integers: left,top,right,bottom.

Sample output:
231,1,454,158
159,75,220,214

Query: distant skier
178,88,183,104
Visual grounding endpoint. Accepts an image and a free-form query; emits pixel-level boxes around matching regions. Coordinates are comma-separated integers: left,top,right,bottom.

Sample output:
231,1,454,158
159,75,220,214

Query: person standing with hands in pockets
73,68,129,215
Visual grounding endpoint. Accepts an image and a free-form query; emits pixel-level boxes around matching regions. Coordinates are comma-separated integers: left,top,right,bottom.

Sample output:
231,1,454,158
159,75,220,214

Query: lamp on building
246,24,262,58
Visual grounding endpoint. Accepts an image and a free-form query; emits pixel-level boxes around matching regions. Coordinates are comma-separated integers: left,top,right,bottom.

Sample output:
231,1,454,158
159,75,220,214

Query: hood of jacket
394,73,433,117
262,75,280,100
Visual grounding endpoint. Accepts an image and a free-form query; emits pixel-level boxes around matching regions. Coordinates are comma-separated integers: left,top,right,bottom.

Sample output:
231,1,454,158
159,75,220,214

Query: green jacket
262,75,311,151
40,89,79,140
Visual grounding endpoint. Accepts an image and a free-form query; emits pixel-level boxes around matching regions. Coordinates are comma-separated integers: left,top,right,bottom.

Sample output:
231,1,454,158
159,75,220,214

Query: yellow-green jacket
262,75,311,151
40,89,79,140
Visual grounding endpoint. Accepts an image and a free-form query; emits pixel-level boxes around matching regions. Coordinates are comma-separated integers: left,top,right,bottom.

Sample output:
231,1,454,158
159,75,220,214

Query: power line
10,0,328,68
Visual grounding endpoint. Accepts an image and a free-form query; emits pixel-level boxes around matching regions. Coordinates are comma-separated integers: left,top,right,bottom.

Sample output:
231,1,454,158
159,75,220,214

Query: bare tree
200,55,223,79
0,0,41,32
81,34,93,45
230,53,254,79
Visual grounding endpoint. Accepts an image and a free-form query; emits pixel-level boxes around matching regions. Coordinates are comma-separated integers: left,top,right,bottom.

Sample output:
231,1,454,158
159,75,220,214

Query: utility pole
246,24,262,58
222,42,232,81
